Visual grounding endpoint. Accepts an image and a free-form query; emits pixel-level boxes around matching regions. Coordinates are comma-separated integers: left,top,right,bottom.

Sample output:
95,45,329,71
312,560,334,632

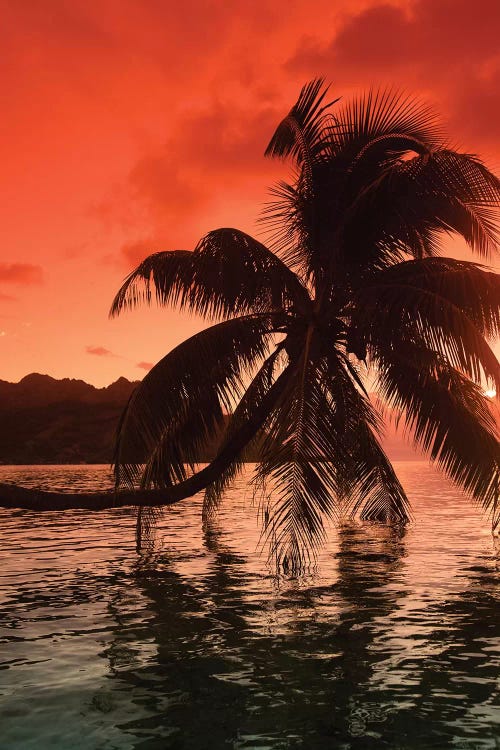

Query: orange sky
1,0,499,387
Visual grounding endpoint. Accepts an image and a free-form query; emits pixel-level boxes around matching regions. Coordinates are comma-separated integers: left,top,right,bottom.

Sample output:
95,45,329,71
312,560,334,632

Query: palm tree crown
111,81,500,572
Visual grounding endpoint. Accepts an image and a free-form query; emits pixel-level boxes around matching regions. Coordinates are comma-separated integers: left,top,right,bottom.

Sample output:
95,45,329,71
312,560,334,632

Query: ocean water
0,463,498,749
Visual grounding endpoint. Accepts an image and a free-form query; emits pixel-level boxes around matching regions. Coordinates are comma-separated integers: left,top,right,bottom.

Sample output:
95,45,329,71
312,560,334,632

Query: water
0,463,498,749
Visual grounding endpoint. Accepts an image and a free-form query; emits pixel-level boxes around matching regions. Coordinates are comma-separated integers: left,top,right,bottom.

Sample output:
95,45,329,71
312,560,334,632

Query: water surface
0,463,499,749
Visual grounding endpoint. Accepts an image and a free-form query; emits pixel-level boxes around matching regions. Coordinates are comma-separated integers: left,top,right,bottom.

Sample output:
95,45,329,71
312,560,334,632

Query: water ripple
0,462,499,749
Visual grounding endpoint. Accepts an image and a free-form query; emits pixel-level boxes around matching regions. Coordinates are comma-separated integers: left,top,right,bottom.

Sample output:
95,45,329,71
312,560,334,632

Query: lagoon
0,463,499,749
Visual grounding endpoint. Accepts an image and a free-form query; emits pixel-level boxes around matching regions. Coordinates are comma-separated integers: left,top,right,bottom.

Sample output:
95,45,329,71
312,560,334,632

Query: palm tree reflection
96,523,499,748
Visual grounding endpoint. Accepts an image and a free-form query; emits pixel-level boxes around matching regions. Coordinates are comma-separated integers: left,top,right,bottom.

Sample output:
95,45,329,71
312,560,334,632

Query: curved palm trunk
0,365,294,512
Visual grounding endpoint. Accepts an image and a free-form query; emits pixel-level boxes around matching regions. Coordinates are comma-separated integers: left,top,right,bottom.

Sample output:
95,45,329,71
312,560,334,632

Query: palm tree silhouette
0,81,498,569
108,81,500,570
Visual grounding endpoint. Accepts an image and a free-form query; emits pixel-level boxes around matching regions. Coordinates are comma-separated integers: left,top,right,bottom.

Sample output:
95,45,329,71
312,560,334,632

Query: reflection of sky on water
0,462,499,748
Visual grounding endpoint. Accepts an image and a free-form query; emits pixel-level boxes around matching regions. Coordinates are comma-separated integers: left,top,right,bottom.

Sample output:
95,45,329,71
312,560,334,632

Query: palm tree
108,81,500,571
1,81,498,571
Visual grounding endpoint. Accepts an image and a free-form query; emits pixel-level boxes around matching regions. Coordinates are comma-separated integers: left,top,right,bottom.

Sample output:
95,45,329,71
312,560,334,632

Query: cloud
451,65,500,146
127,101,279,206
129,154,205,219
106,98,283,260
136,361,154,372
0,292,16,302
288,0,500,74
286,0,500,149
287,6,415,75
0,263,43,285
85,345,117,357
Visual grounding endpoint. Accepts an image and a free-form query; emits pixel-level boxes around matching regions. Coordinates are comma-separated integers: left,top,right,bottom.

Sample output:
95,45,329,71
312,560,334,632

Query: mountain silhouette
0,373,136,410
0,374,139,464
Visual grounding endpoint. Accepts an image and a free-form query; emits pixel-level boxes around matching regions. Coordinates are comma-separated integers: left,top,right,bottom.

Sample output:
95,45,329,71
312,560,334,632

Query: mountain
0,373,136,410
0,373,139,464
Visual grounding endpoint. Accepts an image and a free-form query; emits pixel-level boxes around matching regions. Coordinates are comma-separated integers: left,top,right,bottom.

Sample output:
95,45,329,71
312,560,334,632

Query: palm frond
376,346,500,511
355,269,500,391
253,348,412,571
265,79,337,169
254,358,341,573
364,258,500,338
135,504,162,554
331,88,443,154
335,148,499,278
399,151,500,258
110,249,192,317
415,150,500,206
110,228,310,321
202,348,283,521
193,228,311,315
327,359,411,524
114,314,277,491
260,180,315,277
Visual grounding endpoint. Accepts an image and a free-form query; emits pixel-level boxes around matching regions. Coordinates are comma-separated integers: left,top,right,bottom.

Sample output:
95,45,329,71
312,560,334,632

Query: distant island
0,373,421,465
0,373,139,464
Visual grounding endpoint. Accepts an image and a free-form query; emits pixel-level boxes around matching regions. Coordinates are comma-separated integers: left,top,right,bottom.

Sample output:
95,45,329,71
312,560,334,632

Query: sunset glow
1,7,499,743
1,0,499,386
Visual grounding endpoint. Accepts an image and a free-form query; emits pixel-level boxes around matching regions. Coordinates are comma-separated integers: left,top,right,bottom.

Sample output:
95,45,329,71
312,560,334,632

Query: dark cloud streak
286,0,500,147
0,263,43,285
85,345,117,357
136,361,153,372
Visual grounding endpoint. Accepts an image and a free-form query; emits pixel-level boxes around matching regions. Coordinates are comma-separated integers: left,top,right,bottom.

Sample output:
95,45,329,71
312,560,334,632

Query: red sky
1,0,499,386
